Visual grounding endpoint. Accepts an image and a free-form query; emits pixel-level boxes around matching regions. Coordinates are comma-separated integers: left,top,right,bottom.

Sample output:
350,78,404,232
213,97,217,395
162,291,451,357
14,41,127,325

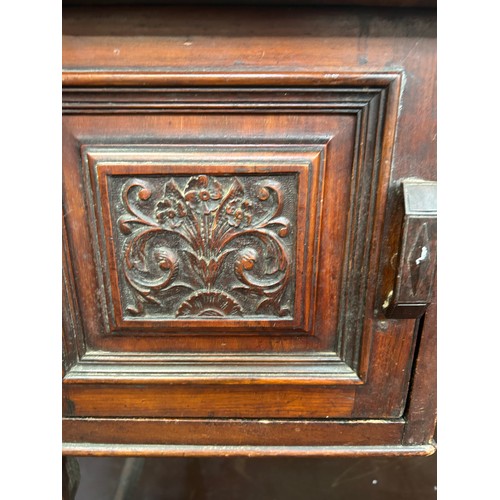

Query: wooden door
62,73,421,420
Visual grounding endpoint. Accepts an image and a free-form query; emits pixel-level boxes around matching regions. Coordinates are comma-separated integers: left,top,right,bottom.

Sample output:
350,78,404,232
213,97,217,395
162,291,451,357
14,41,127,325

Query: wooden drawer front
63,74,418,419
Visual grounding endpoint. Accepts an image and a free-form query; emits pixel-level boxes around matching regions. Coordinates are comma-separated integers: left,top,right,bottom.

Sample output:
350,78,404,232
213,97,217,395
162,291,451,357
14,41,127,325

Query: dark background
76,453,437,499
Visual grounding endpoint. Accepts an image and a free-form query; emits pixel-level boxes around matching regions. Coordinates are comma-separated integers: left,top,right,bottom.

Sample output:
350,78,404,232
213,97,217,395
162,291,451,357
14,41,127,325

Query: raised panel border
63,71,402,389
82,144,325,335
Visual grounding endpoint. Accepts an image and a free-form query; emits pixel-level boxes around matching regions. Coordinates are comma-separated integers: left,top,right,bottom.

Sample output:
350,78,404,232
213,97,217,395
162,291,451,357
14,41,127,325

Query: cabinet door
62,73,423,420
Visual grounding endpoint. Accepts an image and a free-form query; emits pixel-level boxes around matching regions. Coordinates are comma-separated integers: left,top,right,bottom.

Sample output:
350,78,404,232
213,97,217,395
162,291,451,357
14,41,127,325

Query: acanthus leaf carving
113,174,296,319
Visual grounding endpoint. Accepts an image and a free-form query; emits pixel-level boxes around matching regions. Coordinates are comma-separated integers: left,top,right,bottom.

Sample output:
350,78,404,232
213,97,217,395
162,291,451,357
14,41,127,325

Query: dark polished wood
62,4,436,459
383,181,437,318
402,285,437,445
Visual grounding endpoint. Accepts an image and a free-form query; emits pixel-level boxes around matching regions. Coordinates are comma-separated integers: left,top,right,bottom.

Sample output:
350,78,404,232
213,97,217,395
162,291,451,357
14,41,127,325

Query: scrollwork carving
111,174,296,319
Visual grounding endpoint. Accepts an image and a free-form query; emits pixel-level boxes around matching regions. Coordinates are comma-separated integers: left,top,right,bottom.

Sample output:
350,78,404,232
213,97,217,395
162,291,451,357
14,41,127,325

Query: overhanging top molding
62,71,402,88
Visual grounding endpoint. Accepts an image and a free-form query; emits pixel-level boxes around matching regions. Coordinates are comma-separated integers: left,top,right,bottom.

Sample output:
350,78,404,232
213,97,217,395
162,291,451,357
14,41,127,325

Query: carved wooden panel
116,173,296,320
84,145,322,334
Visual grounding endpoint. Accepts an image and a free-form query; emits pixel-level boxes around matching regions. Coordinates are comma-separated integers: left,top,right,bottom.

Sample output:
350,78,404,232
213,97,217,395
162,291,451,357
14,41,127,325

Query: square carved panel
83,145,323,334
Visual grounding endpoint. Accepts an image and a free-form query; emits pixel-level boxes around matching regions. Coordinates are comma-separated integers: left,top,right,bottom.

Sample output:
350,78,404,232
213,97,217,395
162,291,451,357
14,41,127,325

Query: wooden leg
113,457,146,500
62,456,80,500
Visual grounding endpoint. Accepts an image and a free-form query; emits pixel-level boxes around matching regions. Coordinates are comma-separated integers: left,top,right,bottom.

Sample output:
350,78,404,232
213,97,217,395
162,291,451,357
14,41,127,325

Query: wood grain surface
62,4,436,455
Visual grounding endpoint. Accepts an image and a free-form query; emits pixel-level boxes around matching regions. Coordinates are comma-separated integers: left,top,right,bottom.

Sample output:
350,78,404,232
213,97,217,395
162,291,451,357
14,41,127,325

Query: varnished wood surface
62,5,436,454
63,417,405,447
403,285,437,445
62,6,436,181
62,76,416,419
383,181,437,318
64,443,435,458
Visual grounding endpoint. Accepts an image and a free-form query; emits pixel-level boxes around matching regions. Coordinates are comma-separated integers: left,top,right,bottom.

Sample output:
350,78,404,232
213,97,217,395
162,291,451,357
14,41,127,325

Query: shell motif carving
113,175,296,319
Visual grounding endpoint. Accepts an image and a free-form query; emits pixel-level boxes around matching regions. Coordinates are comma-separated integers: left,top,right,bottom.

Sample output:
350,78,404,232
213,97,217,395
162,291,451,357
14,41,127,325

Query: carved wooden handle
382,180,437,319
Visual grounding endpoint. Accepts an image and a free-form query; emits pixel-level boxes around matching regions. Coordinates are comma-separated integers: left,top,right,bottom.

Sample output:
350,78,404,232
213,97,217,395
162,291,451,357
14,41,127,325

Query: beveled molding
63,71,403,385
63,442,436,458
62,71,402,114
62,71,399,88
82,144,324,335
62,416,436,457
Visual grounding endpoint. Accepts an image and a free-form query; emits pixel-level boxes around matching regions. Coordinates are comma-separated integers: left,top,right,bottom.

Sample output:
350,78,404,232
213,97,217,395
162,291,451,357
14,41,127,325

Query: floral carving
184,175,222,213
225,198,253,227
115,175,294,318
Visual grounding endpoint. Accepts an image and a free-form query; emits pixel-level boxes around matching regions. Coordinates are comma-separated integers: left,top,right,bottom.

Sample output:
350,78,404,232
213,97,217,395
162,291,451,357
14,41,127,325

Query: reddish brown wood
402,284,437,445
62,5,436,41
85,146,320,332
62,79,412,418
63,417,404,446
62,5,436,455
62,215,82,376
63,384,357,418
383,181,437,318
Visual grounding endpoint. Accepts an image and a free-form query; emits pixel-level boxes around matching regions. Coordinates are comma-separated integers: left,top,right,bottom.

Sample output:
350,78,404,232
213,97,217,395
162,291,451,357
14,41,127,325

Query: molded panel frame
82,144,324,335
62,71,416,419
